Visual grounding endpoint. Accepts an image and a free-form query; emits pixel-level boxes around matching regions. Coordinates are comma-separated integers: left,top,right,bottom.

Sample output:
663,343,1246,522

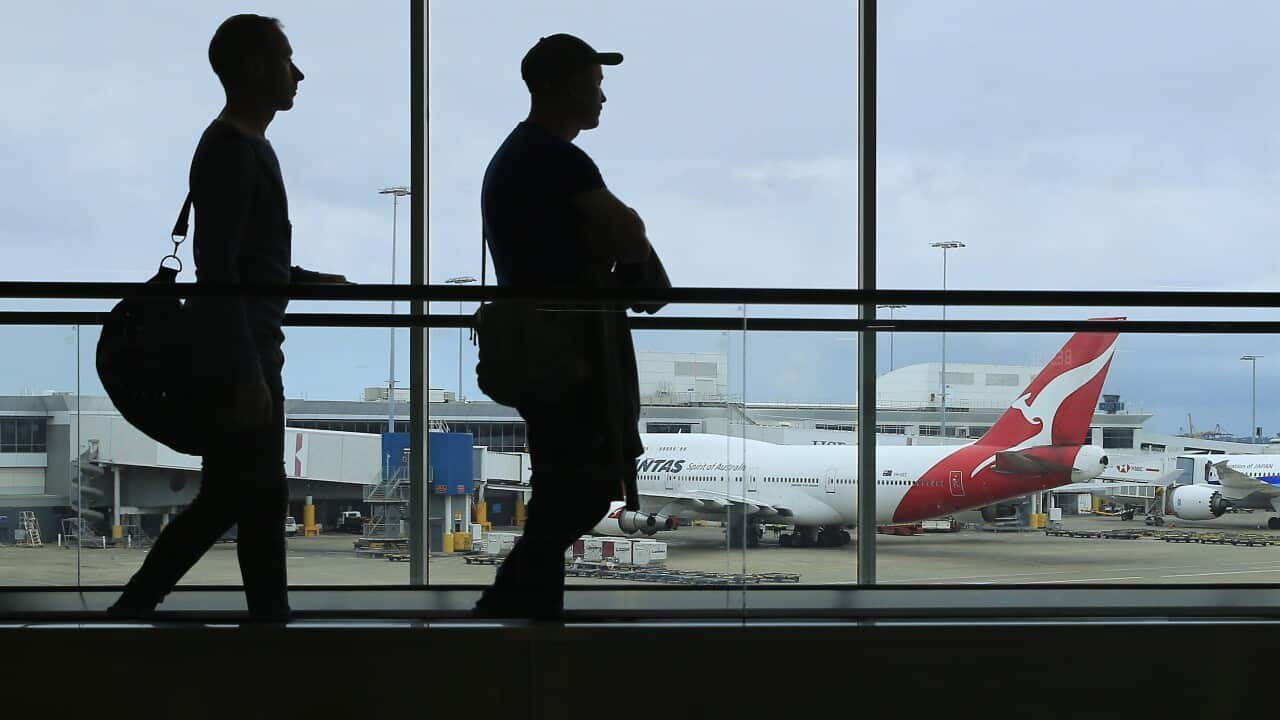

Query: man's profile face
243,30,304,111
266,34,304,111
568,64,606,130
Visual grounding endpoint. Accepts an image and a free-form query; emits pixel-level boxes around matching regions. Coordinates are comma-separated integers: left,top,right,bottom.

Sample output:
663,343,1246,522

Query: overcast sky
3,1,1280,436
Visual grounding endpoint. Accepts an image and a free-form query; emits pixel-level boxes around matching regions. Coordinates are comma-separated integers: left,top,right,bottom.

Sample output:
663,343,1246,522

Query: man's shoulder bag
472,236,594,409
95,194,212,456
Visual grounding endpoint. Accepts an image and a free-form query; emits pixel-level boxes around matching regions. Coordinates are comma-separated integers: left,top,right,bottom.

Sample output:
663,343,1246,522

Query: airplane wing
1211,461,1280,496
643,489,794,518
485,483,794,517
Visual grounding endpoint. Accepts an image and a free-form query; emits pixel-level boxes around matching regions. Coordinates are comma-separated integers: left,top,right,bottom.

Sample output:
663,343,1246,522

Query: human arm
291,266,353,284
615,247,670,314
572,188,652,266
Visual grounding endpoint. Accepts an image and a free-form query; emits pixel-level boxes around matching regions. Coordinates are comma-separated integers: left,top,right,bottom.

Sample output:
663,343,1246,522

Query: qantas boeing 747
594,323,1121,547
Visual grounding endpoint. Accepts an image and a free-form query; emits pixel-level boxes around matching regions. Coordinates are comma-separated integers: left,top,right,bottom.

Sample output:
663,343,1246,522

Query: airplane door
664,472,675,491
824,472,837,494
949,470,965,497
1174,456,1195,485
747,472,758,493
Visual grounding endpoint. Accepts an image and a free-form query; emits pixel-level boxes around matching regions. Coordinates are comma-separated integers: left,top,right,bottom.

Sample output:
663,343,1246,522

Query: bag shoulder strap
172,192,193,239
161,193,193,274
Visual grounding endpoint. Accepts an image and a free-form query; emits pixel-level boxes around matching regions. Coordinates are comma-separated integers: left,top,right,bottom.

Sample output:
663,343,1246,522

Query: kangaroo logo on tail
970,320,1121,476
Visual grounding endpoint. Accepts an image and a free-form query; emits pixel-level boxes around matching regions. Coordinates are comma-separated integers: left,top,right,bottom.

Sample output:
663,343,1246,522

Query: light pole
930,241,966,439
379,186,410,434
1242,355,1263,442
877,304,906,372
446,276,477,402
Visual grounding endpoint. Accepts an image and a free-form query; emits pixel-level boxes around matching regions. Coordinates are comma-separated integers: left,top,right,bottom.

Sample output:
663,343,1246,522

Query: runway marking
1025,576,1145,584
1162,569,1280,578
891,570,1072,583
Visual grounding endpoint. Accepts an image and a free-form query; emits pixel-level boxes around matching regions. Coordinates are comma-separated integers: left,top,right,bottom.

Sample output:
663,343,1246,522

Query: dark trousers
475,410,615,618
118,370,289,617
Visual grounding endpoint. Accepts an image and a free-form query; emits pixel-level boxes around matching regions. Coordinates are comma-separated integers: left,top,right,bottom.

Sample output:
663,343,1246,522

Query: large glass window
872,0,1280,593
0,3,410,590
427,0,860,597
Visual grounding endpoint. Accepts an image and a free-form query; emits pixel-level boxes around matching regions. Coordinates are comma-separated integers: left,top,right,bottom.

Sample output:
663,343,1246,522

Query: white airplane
595,323,1120,546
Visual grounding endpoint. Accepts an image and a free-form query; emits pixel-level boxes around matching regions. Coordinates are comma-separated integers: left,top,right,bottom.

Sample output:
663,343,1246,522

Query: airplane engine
1165,485,1229,521
592,501,675,536
619,511,674,535
1071,446,1109,483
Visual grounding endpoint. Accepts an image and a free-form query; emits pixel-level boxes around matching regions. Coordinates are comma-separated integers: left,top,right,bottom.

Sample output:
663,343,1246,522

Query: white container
486,532,517,556
582,537,604,563
1048,507,1063,523
631,540,667,566
601,538,633,564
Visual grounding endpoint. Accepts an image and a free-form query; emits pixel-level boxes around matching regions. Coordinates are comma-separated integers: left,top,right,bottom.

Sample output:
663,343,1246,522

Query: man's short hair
208,14,285,88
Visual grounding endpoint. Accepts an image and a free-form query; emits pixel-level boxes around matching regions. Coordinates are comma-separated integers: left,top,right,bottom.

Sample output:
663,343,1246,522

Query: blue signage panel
382,432,474,495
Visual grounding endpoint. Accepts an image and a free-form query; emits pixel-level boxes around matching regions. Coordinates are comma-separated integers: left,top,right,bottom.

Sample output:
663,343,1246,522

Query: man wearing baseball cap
476,33,670,620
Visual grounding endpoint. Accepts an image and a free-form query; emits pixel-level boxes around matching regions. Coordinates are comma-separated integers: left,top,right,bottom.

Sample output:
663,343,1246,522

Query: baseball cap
521,33,622,91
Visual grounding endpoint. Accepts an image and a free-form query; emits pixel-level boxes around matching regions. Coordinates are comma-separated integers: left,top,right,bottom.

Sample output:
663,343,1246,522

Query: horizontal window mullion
4,313,1280,334
4,282,1280,309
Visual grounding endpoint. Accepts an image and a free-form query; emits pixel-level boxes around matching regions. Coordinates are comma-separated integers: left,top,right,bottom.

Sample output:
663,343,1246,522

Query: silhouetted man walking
475,34,668,620
108,14,344,621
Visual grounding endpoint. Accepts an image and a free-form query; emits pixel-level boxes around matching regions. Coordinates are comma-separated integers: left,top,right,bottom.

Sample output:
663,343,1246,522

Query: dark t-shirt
479,122,645,497
480,121,606,286
189,120,293,377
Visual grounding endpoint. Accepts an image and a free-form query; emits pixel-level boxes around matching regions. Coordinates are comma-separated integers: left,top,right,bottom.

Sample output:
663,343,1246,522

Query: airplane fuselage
634,433,1101,527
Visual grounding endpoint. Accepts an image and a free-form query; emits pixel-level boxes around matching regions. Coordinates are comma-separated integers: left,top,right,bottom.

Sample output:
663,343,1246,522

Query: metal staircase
60,517,104,547
18,511,41,547
356,448,414,555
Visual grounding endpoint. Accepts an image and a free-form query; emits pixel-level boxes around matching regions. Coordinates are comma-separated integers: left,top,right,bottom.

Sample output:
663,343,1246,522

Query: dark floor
4,617,1275,719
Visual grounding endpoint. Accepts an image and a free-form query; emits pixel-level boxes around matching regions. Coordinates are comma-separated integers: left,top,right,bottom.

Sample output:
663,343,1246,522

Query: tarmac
5,511,1280,587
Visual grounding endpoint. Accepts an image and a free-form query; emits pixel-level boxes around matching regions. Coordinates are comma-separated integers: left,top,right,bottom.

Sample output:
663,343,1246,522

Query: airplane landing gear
780,525,818,548
818,525,851,547
780,526,848,547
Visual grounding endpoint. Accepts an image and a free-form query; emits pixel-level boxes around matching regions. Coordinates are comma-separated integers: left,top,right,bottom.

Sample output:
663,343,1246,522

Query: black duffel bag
472,233,595,409
474,299,594,409
96,194,213,456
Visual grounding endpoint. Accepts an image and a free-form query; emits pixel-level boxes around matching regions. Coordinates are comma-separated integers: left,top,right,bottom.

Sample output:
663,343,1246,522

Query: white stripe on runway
1163,569,1280,578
